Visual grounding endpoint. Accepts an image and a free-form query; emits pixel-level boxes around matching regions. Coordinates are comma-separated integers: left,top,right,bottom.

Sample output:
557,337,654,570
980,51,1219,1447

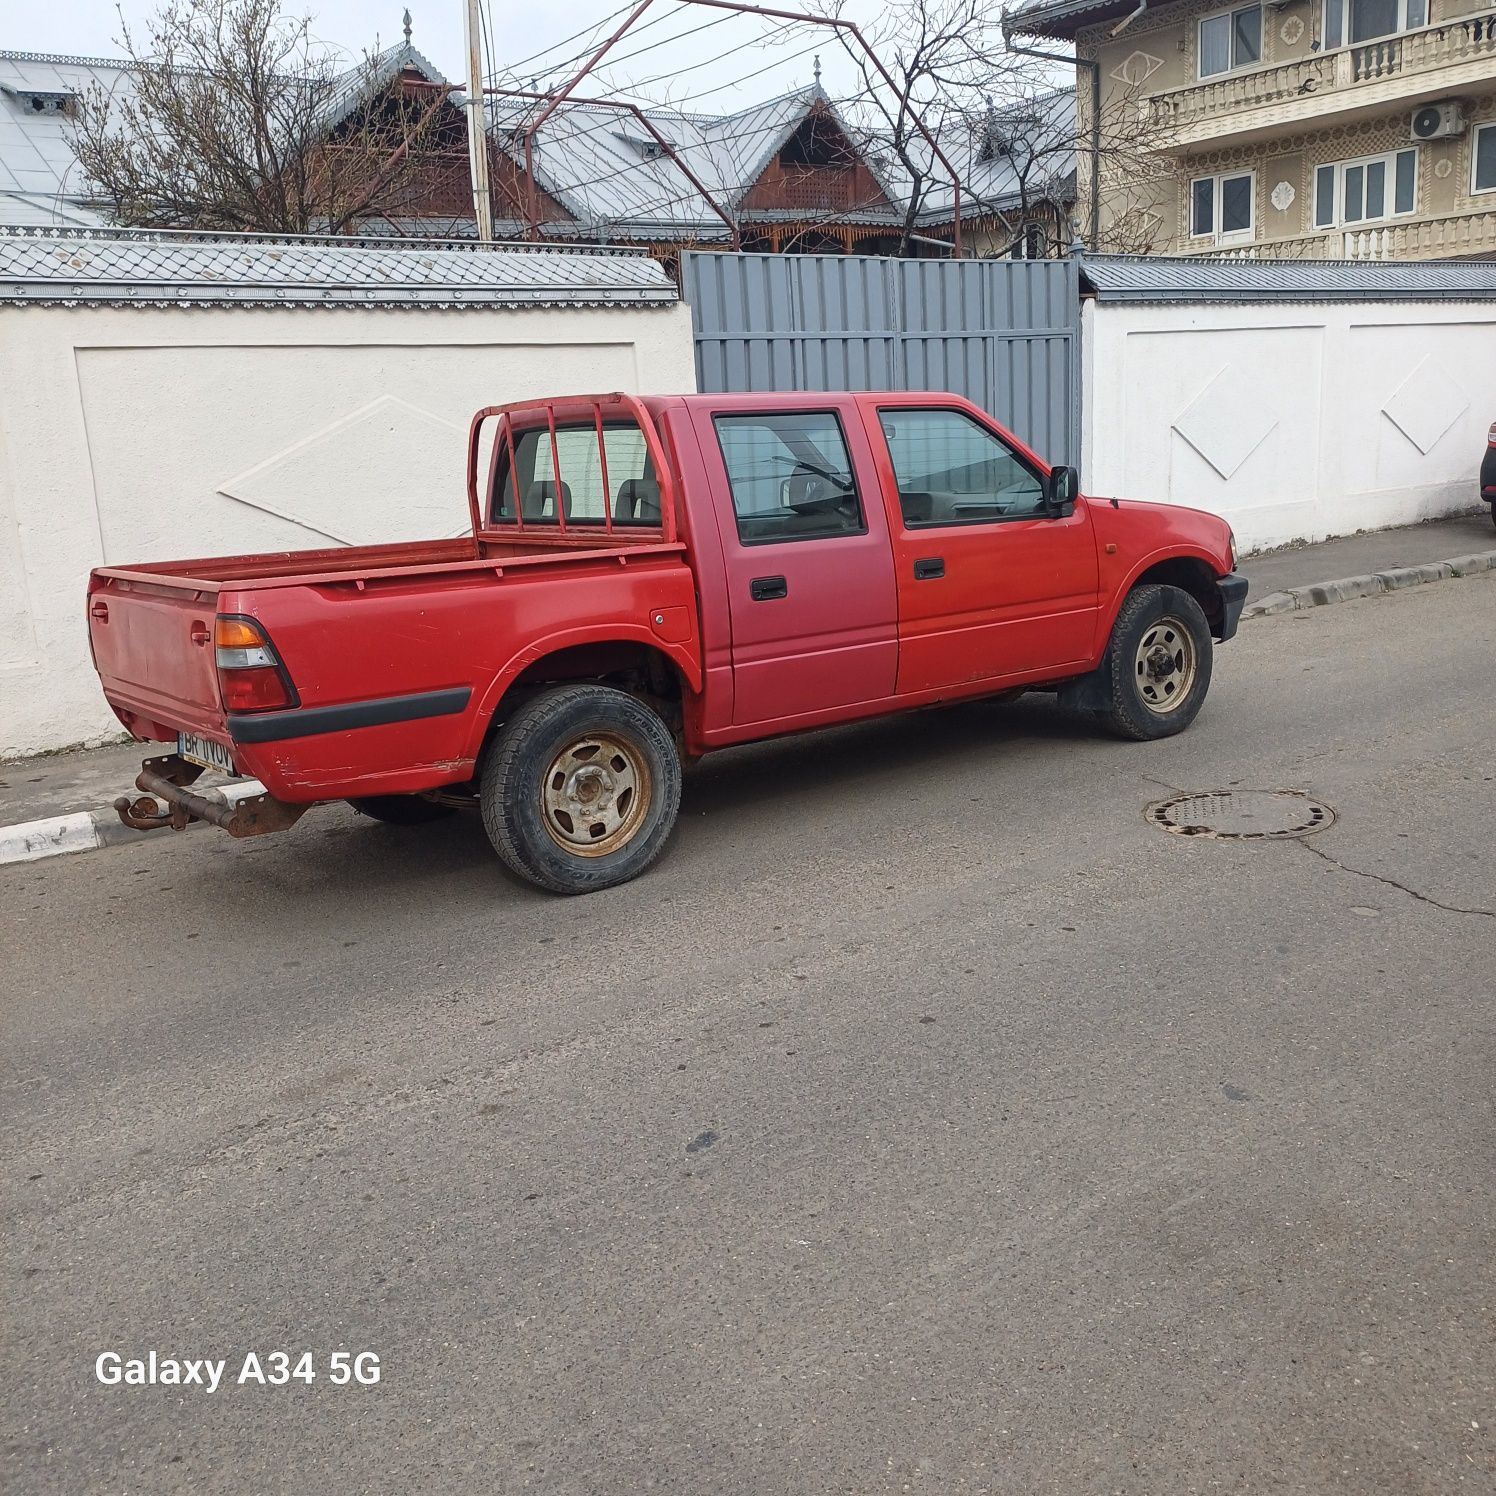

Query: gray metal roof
492,86,911,236
2,42,1075,242
0,50,124,227
1005,0,1145,40
0,42,449,230
0,225,678,308
1078,254,1496,303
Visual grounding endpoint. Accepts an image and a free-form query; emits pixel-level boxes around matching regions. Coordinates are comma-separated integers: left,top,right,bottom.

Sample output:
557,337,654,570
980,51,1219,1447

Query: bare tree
802,0,1012,255
69,0,454,234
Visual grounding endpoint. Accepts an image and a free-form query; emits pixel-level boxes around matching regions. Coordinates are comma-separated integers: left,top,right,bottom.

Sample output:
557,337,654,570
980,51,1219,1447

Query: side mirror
1045,464,1079,517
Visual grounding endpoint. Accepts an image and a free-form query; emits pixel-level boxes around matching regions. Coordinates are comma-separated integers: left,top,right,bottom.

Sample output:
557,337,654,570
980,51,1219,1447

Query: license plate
177,732,237,776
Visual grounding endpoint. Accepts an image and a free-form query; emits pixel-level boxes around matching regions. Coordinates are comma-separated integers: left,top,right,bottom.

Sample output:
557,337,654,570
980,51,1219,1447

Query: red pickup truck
89,390,1246,894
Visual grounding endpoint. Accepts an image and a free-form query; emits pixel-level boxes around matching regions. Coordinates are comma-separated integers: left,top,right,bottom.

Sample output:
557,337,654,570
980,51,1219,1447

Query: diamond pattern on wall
1381,356,1468,455
1172,367,1279,480
1111,50,1164,87
217,396,468,546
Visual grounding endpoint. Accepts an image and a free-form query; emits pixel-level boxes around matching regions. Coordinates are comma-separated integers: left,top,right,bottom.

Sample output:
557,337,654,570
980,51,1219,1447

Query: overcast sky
10,0,895,112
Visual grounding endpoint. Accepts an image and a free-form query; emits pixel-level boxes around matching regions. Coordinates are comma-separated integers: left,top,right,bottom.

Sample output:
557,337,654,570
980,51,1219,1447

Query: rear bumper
1215,572,1249,642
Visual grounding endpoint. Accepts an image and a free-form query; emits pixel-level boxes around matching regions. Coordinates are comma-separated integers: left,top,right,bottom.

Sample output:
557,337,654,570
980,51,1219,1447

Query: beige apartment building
1010,0,1496,259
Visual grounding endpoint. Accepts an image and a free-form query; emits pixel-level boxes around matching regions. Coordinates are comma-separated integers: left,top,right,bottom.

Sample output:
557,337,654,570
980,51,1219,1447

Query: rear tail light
1488,420,1496,446
215,616,297,713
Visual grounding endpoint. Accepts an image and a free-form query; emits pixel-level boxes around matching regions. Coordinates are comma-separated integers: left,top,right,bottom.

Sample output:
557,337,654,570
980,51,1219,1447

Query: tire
1094,583,1213,741
480,684,682,895
347,795,455,825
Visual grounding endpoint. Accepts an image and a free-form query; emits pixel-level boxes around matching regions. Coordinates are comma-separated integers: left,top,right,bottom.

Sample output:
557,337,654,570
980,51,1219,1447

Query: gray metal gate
682,251,1082,467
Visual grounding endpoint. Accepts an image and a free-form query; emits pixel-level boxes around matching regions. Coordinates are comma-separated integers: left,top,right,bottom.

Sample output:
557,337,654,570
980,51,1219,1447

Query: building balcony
1185,204,1496,259
1148,11,1496,148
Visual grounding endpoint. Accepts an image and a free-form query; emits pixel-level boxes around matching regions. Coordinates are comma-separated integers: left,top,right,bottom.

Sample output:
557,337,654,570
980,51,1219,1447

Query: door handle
913,557,945,580
189,622,212,647
89,599,109,622
750,575,787,601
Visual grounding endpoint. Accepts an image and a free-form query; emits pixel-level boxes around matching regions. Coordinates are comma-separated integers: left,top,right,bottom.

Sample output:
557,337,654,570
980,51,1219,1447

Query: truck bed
88,523,699,801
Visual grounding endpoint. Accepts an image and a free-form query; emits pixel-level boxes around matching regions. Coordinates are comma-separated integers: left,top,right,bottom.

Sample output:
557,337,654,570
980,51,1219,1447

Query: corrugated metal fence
682,251,1082,467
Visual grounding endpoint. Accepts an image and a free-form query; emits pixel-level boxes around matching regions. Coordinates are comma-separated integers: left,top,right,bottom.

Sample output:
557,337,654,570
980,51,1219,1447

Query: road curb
1243,549,1496,620
0,780,266,868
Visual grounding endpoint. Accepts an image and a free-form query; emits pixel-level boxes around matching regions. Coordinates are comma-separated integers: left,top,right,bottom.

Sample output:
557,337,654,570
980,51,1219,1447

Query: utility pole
462,0,496,241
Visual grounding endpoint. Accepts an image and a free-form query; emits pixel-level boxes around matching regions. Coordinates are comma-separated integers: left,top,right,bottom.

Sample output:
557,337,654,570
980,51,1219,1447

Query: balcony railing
745,165,872,213
1185,206,1496,260
1149,11,1496,129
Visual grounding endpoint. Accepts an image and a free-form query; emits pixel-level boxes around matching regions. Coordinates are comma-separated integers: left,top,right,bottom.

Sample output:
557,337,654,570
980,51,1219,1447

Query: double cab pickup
88,391,1248,894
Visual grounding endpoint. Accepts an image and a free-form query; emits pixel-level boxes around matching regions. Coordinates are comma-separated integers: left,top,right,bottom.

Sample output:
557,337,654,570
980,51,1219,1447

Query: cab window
878,408,1045,528
713,412,864,545
492,422,655,526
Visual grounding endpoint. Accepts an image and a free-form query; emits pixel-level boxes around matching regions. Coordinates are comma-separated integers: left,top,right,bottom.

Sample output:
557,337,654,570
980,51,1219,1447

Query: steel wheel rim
1134,616,1197,713
540,731,652,857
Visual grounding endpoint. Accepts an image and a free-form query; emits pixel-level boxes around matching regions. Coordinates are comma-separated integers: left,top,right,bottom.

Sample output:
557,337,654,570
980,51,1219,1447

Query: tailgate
88,576,227,738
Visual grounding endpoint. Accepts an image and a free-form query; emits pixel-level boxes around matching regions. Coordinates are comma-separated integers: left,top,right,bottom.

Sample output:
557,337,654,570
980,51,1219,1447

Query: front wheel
480,684,682,895
1094,583,1213,741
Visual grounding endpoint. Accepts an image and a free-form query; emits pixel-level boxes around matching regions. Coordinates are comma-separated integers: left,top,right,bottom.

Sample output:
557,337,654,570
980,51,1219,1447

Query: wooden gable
739,104,892,217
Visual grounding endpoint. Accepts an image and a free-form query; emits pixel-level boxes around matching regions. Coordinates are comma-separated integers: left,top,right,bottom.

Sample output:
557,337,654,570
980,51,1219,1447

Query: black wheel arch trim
228,687,472,744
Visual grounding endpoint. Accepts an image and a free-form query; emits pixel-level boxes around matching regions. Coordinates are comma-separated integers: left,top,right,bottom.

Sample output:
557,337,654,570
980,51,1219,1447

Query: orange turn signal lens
214,617,265,649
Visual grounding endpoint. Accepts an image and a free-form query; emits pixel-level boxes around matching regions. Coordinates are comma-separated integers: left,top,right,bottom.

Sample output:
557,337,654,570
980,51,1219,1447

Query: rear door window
713,412,864,545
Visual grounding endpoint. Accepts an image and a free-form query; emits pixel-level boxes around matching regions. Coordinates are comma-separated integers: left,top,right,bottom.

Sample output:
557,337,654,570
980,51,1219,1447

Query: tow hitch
114,754,308,839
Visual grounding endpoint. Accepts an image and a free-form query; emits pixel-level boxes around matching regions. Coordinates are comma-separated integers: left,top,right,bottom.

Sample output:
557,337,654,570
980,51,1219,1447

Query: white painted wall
0,301,697,758
1081,298,1496,555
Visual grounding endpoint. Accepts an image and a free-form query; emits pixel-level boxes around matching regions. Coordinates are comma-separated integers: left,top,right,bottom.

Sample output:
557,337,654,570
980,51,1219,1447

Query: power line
587,11,737,75
488,1,639,84
606,34,819,108
485,1,729,88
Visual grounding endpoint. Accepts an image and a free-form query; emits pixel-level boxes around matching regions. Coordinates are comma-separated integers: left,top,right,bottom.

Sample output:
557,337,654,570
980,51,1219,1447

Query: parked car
1483,418,1496,526
88,391,1247,894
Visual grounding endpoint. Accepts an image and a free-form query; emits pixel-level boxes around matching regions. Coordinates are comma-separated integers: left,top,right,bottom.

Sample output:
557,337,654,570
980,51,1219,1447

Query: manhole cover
1146,790,1334,840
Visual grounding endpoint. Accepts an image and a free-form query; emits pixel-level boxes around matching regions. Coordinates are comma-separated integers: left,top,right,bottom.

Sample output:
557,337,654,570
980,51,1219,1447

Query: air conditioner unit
1410,101,1466,141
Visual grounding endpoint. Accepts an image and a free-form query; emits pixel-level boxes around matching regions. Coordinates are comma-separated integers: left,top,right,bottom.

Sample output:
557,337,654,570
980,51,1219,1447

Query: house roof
0,41,448,229
0,224,678,307
1004,0,1155,41
900,89,1078,223
0,49,128,227
490,84,913,237
0,41,1076,243
320,39,448,135
1078,253,1496,302
488,84,1077,239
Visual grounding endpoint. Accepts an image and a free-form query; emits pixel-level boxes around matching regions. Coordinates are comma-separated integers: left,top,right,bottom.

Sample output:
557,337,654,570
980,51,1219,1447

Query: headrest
524,479,572,521
615,477,662,525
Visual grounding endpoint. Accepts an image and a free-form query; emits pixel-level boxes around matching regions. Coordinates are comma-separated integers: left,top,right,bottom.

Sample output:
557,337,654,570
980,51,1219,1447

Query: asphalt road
5,576,1494,1495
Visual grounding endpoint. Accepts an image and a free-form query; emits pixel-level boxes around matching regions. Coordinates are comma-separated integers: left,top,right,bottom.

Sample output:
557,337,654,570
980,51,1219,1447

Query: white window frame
1198,4,1264,78
1313,147,1418,230
1321,0,1428,51
1189,169,1256,244
1473,122,1496,196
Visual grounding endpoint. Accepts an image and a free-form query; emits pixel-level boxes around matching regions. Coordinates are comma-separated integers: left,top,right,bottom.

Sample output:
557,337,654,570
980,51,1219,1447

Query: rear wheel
1095,583,1213,741
480,684,681,895
347,795,454,825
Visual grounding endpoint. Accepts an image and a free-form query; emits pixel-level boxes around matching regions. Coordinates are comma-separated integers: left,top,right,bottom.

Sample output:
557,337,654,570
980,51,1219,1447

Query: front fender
1093,545,1232,658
